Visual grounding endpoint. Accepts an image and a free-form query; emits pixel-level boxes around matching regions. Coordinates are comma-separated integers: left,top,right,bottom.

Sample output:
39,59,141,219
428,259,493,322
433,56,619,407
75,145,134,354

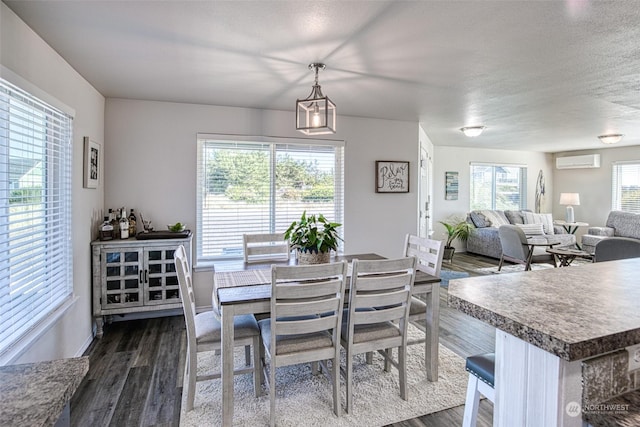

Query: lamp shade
559,193,580,206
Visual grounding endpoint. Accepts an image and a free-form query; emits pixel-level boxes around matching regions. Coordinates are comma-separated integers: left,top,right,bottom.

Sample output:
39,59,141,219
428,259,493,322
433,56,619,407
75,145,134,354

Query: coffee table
546,247,593,266
553,220,589,249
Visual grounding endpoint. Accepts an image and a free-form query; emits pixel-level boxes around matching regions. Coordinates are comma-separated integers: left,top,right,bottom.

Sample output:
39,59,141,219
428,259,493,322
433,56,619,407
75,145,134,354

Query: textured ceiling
5,0,640,153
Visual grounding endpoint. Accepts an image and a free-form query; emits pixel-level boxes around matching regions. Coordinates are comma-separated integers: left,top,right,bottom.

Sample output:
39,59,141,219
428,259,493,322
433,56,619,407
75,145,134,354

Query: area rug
439,270,470,287
180,327,468,426
476,259,590,274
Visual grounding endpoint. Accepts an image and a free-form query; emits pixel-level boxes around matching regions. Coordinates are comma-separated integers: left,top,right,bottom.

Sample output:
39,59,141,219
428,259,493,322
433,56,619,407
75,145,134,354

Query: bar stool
462,352,495,427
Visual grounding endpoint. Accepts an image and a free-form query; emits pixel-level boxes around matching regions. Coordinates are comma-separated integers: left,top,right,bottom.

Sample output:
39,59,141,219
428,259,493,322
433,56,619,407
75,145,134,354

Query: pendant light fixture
296,63,336,135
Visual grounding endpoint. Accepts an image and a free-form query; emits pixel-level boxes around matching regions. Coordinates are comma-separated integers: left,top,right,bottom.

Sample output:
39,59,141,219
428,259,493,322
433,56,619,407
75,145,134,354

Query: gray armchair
497,225,557,271
594,237,640,262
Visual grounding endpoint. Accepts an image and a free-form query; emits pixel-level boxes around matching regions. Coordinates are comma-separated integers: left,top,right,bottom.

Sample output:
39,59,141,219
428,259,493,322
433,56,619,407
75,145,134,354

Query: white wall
432,146,555,251
554,146,640,242
1,3,105,363
105,99,419,307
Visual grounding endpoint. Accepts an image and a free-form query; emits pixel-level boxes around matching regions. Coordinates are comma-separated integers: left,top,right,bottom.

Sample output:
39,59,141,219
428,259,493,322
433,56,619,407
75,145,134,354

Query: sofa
581,211,640,254
466,209,576,259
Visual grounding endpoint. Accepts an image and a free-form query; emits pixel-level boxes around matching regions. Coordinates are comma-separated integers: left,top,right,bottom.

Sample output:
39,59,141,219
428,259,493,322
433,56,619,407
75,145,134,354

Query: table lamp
559,193,580,223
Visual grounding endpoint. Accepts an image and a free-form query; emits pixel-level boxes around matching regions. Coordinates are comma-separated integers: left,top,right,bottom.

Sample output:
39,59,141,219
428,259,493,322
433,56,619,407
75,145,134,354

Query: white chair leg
346,351,354,414
399,345,408,401
186,350,197,411
269,362,276,427
331,357,341,417
462,374,481,427
384,348,392,372
252,336,262,397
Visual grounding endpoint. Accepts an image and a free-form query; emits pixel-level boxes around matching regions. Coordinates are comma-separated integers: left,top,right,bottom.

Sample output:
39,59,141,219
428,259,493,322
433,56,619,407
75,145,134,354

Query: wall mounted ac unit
556,154,601,169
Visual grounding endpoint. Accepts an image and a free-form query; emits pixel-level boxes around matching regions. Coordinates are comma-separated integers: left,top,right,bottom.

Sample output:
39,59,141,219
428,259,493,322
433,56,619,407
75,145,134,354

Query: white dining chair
242,232,290,263
341,256,417,413
258,261,348,427
402,234,444,349
174,244,263,411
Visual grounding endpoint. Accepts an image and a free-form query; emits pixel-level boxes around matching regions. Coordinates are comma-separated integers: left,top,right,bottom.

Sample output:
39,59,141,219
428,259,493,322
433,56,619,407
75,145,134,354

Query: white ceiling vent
556,154,601,169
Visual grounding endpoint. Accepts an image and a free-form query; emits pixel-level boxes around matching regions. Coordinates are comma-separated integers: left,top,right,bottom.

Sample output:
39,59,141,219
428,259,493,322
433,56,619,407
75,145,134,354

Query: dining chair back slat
274,279,343,299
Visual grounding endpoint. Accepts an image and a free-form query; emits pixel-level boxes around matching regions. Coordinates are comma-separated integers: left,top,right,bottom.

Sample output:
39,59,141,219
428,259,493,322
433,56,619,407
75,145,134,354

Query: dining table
214,253,441,426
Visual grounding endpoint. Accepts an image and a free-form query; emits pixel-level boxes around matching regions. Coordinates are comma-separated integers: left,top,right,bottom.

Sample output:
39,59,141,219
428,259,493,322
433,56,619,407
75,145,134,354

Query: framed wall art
375,160,409,193
83,136,101,189
445,171,458,200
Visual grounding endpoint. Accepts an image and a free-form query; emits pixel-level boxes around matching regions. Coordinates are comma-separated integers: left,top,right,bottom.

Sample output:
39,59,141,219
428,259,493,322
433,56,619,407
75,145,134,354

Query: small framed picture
445,171,459,200
83,137,100,189
376,161,409,193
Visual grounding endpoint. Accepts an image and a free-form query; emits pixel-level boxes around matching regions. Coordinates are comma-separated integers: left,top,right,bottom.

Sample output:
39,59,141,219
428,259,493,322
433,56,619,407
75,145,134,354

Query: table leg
221,305,235,427
563,225,583,250
425,284,440,381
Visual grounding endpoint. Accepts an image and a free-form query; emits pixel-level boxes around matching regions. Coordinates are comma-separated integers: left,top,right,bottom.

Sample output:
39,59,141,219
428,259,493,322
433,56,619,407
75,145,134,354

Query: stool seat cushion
465,352,495,387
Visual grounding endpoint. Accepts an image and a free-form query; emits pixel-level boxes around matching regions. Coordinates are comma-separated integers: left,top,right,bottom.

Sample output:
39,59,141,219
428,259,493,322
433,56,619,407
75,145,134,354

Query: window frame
0,76,74,360
469,162,528,211
612,161,640,213
195,134,345,266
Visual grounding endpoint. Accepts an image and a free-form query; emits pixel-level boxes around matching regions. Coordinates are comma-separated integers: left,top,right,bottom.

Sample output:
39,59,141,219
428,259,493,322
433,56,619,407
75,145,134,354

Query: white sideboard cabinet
91,233,192,337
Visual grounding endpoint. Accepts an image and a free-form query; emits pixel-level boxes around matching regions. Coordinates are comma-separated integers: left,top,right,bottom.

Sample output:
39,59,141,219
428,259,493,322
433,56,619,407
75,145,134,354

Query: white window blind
470,163,527,210
196,135,344,263
0,78,73,356
612,162,640,213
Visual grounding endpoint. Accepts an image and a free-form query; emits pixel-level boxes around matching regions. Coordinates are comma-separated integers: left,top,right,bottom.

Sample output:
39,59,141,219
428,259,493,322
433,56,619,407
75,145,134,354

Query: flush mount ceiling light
598,134,624,144
296,63,336,135
460,126,486,137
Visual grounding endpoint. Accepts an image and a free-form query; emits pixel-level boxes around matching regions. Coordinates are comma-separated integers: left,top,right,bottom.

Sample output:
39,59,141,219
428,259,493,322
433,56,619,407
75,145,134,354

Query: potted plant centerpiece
439,217,472,262
284,211,342,264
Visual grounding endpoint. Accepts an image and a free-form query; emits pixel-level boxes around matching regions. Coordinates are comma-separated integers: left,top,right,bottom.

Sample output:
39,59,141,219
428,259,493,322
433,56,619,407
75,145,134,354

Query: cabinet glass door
144,247,181,305
101,247,144,308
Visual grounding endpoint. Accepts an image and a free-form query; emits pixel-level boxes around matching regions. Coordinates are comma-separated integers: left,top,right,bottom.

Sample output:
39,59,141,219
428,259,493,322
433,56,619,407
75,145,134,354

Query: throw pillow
504,210,525,225
523,212,555,235
516,223,545,236
470,211,489,228
481,210,509,228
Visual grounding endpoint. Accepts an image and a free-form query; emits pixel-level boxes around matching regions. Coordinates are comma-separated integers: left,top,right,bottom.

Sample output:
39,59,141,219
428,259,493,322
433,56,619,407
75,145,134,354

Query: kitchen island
448,258,640,426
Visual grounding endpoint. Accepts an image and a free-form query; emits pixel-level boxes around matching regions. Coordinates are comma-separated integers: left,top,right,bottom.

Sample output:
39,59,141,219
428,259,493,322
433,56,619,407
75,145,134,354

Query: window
0,78,73,356
470,163,527,210
612,162,640,213
196,134,344,264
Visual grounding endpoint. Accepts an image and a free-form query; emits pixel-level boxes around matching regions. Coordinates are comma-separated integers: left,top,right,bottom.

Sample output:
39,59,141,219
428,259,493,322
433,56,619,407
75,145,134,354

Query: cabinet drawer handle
139,270,143,283
145,270,149,283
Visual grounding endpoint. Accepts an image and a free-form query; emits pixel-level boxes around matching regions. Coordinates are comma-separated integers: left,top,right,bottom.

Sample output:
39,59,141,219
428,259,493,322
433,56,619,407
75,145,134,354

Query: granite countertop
448,258,640,361
0,356,89,426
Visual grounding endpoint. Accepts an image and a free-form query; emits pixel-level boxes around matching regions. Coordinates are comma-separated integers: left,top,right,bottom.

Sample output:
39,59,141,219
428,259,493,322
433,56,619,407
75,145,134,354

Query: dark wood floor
71,252,498,427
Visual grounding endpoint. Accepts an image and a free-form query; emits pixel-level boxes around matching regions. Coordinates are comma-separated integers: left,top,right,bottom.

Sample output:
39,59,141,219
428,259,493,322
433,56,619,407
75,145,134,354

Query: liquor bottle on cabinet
128,209,137,236
99,216,113,240
119,208,130,239
109,209,119,237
